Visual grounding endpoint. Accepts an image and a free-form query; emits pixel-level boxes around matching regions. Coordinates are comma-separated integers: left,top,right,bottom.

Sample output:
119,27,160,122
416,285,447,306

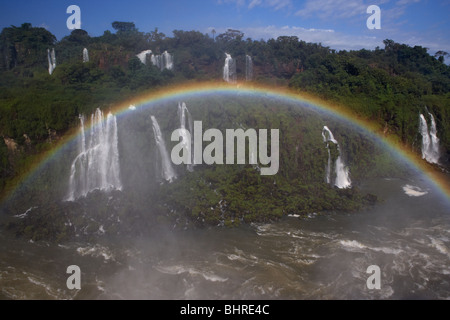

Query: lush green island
0,22,449,242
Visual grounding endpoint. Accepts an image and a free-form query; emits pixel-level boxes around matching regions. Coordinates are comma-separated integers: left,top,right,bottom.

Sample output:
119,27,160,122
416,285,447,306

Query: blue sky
1,0,449,54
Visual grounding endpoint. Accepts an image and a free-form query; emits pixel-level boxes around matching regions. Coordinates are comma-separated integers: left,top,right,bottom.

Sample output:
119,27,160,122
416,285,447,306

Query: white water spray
83,48,89,63
136,50,152,65
66,109,122,201
162,51,173,70
48,48,56,75
246,55,253,81
151,116,177,182
322,126,351,189
223,53,236,83
150,51,173,71
178,102,194,172
419,113,440,164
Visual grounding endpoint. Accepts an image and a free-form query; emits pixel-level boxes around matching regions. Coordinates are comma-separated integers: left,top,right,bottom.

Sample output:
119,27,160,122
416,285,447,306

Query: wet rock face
4,138,18,152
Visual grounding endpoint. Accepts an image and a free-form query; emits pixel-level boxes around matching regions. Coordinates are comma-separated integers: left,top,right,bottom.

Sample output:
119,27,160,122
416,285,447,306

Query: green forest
1,21,449,194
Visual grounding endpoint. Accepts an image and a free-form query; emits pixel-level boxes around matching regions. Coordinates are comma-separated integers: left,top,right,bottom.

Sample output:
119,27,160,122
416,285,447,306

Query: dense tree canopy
0,23,56,70
0,22,449,191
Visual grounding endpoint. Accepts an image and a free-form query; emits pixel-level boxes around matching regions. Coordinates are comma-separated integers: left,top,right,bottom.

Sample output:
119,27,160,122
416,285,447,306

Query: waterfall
150,51,173,71
47,48,56,75
83,48,89,63
322,126,351,189
137,50,152,64
162,51,174,70
428,113,440,162
151,54,161,69
246,55,253,81
178,102,194,172
419,113,440,164
223,53,236,83
66,109,122,201
151,116,177,182
325,147,332,184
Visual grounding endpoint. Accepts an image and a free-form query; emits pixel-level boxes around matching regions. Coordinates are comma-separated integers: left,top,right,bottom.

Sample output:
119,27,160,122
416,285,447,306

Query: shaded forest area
0,22,449,191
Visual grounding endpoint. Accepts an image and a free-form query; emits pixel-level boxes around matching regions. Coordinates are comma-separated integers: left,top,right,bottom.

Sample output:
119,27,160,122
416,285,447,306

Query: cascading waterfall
136,50,152,64
419,112,440,164
66,109,122,201
178,102,194,172
150,51,173,71
246,55,253,81
223,53,236,83
151,54,160,69
428,113,440,161
47,48,56,75
83,48,89,63
162,51,173,70
322,126,351,189
151,116,177,182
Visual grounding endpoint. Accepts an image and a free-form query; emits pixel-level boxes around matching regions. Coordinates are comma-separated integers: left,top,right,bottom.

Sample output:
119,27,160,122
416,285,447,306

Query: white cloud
217,0,247,7
208,24,450,54
295,0,398,20
296,0,370,19
218,0,292,10
396,0,420,5
208,25,383,50
263,0,292,10
212,0,450,54
248,0,262,9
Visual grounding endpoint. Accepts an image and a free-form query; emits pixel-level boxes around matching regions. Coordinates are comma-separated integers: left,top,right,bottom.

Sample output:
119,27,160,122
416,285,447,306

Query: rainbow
1,82,449,204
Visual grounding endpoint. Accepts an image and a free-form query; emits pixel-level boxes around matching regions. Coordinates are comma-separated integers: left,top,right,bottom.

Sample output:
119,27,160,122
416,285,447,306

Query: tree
216,29,244,43
435,51,449,63
111,22,148,51
146,27,166,48
64,29,90,44
0,23,56,70
383,39,395,52
112,21,137,33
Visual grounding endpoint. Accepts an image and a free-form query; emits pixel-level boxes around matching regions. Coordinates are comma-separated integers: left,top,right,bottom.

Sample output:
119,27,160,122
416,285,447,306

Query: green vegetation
152,97,387,228
3,97,390,241
289,41,450,155
0,22,449,240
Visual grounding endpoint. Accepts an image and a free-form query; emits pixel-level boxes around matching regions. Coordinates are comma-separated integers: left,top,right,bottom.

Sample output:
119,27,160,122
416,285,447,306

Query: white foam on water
201,273,228,283
14,207,38,219
77,245,114,262
371,246,403,255
403,184,428,197
340,240,367,250
154,265,228,283
340,240,402,255
428,237,450,257
26,275,62,299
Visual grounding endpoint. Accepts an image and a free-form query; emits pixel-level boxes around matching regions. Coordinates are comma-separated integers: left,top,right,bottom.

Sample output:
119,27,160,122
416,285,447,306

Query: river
1,175,449,300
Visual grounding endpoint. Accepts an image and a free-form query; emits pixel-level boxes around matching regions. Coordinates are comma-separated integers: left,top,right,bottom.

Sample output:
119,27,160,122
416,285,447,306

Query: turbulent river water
1,176,449,300
0,94,449,300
